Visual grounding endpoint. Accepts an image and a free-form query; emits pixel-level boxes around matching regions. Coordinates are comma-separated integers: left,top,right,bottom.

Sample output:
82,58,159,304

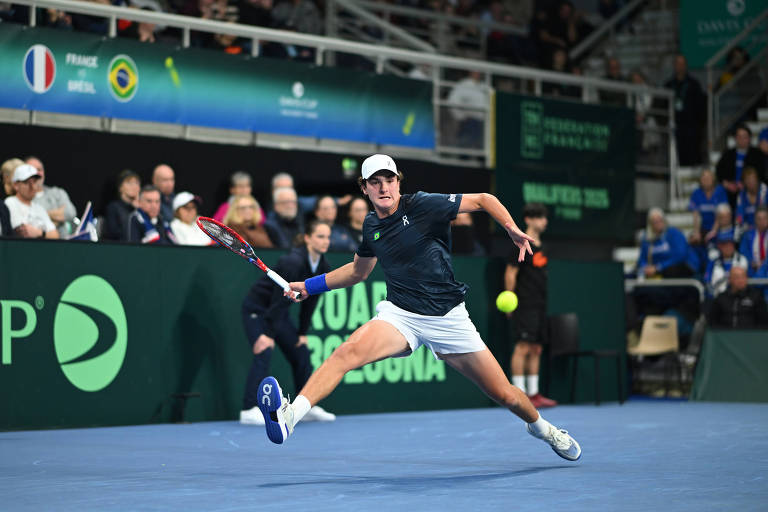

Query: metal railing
626,278,768,303
327,0,526,57
8,0,674,169
568,0,647,62
706,8,768,152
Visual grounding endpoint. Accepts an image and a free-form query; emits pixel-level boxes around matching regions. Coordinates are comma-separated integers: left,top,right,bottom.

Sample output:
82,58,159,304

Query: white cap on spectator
173,191,200,211
12,164,41,182
361,154,398,180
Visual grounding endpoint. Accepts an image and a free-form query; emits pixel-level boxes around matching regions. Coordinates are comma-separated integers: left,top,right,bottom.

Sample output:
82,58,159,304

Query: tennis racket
196,216,300,299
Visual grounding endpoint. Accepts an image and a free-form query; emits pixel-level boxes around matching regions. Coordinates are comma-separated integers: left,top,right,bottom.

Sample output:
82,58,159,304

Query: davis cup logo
23,44,56,93
108,54,138,102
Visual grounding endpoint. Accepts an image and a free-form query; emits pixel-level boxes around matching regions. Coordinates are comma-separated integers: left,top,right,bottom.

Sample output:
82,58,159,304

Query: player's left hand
504,222,535,262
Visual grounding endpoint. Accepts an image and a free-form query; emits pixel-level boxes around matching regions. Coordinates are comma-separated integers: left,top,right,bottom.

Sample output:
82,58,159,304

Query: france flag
23,44,56,93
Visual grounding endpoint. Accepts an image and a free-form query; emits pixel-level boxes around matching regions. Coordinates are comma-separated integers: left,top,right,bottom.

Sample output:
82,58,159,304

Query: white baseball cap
12,164,41,183
361,154,398,180
172,191,200,211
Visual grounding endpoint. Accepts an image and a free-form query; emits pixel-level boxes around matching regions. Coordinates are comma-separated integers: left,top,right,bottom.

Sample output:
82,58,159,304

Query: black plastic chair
547,313,623,405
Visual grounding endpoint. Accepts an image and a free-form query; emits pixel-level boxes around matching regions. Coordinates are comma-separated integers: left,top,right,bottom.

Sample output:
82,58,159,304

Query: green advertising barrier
680,0,768,67
495,92,635,240
0,24,434,148
0,240,625,430
691,330,768,402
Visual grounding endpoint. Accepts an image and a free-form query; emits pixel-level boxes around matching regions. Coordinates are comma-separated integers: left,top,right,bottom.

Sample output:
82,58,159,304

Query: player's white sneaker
257,377,294,444
239,406,265,425
527,423,582,461
302,405,336,422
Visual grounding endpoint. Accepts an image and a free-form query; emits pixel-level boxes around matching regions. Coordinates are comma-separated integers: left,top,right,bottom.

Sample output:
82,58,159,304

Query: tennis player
258,154,581,461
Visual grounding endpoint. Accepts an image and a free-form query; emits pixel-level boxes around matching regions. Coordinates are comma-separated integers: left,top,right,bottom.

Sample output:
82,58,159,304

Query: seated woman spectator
716,124,766,211
344,196,368,247
223,194,275,248
735,166,768,231
213,171,264,224
706,203,736,245
313,195,357,252
739,206,768,276
170,191,215,246
704,231,748,297
688,169,729,272
636,207,693,279
718,46,749,90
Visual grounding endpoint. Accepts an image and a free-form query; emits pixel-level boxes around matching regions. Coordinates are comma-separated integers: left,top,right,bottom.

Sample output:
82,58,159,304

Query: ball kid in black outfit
239,220,335,425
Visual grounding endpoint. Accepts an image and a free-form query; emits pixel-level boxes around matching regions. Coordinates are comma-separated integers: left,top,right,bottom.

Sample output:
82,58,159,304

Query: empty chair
547,313,623,405
628,315,682,396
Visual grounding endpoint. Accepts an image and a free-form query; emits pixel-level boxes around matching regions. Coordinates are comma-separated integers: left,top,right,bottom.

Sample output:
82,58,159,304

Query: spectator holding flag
126,185,176,244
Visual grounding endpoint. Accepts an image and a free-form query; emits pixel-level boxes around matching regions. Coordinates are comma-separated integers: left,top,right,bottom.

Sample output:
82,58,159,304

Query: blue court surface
2,401,767,511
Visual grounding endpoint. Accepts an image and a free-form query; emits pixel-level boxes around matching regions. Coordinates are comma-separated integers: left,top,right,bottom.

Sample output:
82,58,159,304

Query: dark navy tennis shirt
356,192,468,316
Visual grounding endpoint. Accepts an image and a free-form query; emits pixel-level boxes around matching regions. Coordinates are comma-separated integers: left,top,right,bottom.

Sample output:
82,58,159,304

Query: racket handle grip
266,270,301,300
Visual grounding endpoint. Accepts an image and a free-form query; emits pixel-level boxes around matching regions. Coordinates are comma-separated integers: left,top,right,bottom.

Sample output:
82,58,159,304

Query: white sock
512,375,526,392
528,414,552,436
526,375,539,396
291,395,312,425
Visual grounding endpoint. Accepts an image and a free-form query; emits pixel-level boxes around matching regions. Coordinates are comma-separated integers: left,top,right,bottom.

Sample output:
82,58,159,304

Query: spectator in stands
718,46,749,90
1,158,24,198
707,201,735,239
542,48,579,99
265,186,304,248
223,194,275,248
345,196,368,246
26,156,77,238
599,56,627,106
269,172,352,215
630,70,660,152
740,206,768,277
4,164,59,239
735,167,768,231
447,70,488,149
482,0,525,64
127,184,176,244
119,4,163,43
0,201,13,238
313,195,356,252
665,55,705,166
213,171,265,223
704,231,748,297
707,266,768,328
104,169,141,241
636,207,692,279
180,0,236,46
689,169,729,273
171,191,214,246
270,0,322,60
759,126,768,171
152,163,176,222
717,125,766,212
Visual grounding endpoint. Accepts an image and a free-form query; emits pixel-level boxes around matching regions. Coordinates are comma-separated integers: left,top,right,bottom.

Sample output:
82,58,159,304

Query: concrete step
667,211,694,228
675,167,702,180
758,109,768,122
669,197,689,211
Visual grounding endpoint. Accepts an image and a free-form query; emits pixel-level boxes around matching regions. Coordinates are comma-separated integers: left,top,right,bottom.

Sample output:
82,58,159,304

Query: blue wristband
305,274,330,295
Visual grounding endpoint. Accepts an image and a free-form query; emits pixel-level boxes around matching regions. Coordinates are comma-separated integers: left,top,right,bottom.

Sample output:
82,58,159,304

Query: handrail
705,9,768,68
350,0,527,36
330,0,436,53
625,278,706,302
569,0,646,61
706,7,768,151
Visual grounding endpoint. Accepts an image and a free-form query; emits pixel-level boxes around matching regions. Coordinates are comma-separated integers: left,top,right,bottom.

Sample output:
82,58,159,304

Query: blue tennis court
2,400,767,511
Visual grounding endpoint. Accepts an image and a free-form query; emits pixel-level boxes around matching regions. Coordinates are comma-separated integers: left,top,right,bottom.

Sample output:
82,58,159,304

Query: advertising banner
495,92,635,240
680,0,768,67
0,24,434,148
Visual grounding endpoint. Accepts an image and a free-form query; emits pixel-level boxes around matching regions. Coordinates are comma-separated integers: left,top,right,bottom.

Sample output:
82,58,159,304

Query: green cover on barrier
691,330,768,403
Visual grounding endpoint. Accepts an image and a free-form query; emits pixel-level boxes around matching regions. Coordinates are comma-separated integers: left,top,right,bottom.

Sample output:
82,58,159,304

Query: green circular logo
54,275,127,392
108,54,138,102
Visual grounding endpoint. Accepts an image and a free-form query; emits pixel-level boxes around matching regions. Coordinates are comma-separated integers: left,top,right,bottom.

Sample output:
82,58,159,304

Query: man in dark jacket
716,124,767,211
665,55,706,166
707,266,768,328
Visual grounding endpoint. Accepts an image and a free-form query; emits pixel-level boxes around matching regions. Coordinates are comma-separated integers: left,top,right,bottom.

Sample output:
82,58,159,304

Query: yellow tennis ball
496,290,518,313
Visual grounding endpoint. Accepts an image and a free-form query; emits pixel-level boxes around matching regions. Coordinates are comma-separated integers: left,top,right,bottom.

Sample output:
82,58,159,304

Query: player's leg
258,319,410,444
441,349,581,461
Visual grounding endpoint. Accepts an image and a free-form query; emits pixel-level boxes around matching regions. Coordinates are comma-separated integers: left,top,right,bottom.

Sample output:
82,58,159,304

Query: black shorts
511,307,548,345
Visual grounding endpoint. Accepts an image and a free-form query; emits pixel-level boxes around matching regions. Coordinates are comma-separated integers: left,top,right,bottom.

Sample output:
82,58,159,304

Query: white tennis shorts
373,300,487,360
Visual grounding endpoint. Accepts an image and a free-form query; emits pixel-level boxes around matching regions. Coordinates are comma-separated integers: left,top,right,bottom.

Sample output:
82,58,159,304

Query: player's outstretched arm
286,254,377,302
459,193,534,262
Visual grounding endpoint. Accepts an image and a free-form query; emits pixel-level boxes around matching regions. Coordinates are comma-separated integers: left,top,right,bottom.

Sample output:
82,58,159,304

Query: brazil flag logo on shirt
108,55,138,102
374,232,380,241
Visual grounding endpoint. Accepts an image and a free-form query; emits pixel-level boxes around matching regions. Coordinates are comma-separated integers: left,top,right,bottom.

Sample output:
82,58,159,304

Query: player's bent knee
329,340,366,370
